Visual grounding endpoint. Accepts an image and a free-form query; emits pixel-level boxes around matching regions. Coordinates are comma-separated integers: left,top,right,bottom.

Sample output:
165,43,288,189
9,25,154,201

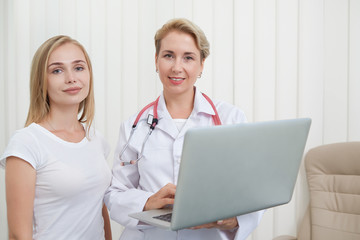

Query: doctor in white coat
105,18,264,240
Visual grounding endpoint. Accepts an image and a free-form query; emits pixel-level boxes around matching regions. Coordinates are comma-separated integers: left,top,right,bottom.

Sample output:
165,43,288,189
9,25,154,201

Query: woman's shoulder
9,123,42,143
87,127,109,145
0,123,43,168
86,127,111,157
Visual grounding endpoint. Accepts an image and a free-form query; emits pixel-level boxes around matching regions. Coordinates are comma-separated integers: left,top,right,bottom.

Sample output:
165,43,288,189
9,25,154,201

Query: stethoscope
119,93,222,166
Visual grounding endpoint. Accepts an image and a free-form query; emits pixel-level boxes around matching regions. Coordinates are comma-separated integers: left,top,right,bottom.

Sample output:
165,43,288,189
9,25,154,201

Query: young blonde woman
1,35,112,240
105,18,263,240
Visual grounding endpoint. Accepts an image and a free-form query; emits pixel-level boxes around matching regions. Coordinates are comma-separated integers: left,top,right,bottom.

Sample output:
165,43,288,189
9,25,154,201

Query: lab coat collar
156,87,216,118
193,87,217,117
155,87,216,139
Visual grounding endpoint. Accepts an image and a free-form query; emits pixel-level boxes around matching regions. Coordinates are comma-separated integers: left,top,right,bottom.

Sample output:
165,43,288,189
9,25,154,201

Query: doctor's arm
6,156,36,240
104,123,153,227
190,211,263,239
190,217,238,230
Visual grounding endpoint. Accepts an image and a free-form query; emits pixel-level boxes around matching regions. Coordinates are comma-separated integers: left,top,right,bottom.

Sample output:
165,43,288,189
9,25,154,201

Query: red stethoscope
119,93,222,166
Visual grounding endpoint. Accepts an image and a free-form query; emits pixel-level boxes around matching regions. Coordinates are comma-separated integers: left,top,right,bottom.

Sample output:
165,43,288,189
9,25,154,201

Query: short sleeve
0,129,42,169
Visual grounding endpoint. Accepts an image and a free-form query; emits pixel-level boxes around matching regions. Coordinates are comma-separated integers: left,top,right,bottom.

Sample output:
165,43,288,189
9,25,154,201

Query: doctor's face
156,30,204,98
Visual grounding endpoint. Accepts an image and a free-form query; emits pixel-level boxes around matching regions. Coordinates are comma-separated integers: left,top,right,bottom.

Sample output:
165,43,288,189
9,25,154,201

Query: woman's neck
46,105,81,130
40,105,85,142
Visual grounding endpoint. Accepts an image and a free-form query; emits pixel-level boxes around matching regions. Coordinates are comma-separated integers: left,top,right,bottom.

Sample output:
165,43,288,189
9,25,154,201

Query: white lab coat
105,88,264,240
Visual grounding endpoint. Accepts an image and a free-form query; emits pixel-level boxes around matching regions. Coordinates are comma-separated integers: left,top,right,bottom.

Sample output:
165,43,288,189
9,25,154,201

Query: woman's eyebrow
72,60,87,64
47,62,63,68
47,59,86,68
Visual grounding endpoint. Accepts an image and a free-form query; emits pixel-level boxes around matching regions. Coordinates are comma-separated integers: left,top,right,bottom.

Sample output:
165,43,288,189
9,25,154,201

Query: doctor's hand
143,183,176,211
190,217,238,231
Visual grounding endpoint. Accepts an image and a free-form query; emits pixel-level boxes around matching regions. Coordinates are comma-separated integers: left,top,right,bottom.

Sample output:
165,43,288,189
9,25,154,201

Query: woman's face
46,43,90,109
156,30,204,99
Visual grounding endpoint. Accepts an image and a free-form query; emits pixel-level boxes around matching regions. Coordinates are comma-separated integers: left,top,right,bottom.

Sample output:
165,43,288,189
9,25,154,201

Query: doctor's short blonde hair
154,18,210,61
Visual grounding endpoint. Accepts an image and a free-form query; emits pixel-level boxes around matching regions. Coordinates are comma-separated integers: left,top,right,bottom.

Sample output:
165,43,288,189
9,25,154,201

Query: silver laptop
129,118,311,230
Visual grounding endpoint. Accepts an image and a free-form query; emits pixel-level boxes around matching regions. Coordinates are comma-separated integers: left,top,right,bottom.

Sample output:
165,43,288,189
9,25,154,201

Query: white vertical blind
1,0,359,239
0,0,7,236
213,0,234,102
349,0,360,141
254,0,276,123
234,0,254,120
323,0,349,144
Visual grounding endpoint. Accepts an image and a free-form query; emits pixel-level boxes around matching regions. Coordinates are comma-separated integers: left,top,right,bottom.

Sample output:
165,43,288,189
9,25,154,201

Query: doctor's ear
155,54,159,72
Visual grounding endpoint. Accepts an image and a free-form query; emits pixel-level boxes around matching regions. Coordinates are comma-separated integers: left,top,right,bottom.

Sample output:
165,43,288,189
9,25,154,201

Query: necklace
47,119,57,132
47,119,83,132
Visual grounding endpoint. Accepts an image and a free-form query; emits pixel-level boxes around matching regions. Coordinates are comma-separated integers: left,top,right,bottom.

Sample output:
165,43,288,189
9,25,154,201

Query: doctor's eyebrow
161,50,198,57
47,60,87,68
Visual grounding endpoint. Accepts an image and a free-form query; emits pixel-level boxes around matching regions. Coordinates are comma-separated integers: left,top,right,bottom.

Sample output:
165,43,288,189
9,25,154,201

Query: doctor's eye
164,54,174,59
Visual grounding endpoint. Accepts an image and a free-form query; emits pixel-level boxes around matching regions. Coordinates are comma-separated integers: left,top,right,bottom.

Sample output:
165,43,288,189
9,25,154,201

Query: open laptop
129,118,311,231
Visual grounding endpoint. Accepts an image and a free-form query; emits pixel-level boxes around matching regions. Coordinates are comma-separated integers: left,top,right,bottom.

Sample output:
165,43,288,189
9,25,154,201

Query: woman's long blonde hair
25,35,95,136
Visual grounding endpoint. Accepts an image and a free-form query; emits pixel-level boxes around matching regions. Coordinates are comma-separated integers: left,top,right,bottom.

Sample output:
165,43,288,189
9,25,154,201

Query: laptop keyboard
153,213,172,222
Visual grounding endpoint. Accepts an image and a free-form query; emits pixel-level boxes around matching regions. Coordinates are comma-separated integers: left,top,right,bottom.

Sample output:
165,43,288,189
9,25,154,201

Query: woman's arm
102,204,112,240
6,156,36,240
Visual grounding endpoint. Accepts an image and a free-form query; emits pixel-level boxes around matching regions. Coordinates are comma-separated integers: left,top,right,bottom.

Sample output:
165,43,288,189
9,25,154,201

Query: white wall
1,0,359,239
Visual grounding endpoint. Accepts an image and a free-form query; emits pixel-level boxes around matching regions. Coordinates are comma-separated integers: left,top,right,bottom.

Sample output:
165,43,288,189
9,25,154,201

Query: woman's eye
75,66,84,71
185,56,194,61
164,54,173,58
52,69,62,74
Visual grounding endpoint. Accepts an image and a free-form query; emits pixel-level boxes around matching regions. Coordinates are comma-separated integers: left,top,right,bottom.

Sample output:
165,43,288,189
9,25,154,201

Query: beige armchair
274,142,360,240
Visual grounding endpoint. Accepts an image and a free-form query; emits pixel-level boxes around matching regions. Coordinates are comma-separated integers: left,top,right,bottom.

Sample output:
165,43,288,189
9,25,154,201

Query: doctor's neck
164,89,195,119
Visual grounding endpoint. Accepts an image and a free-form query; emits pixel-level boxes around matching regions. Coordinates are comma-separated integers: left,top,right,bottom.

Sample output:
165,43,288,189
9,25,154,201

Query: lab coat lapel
154,94,179,140
153,89,217,140
192,88,216,117
177,88,217,139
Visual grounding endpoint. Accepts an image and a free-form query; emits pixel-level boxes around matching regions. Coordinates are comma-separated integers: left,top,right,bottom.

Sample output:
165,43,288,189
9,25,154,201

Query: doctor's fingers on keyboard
144,183,176,211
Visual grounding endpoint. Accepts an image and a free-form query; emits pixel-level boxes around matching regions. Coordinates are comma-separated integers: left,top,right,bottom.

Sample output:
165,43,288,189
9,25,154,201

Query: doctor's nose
171,59,183,73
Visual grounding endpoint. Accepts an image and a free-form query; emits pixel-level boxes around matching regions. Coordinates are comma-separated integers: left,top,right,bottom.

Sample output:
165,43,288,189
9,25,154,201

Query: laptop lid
170,118,311,230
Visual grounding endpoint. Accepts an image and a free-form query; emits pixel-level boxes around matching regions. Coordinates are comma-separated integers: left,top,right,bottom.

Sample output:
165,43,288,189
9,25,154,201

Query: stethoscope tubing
119,93,221,166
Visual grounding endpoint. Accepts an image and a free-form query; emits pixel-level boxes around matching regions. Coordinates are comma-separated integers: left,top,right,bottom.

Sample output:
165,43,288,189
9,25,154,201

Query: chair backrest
304,142,360,240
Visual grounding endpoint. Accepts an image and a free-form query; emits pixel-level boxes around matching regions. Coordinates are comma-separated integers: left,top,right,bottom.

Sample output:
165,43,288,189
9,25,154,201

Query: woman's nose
66,71,76,83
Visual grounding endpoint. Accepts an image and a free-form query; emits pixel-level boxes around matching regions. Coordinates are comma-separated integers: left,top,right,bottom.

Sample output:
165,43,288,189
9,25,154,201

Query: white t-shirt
173,118,187,131
0,123,112,240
